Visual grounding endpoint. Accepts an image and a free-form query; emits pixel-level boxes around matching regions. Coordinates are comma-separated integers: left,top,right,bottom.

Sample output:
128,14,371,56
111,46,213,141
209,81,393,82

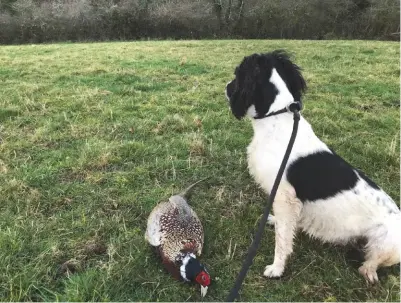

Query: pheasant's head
179,253,211,297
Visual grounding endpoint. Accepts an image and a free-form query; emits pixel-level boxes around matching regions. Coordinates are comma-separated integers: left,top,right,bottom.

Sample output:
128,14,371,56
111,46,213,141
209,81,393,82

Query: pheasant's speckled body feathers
147,195,204,261
145,180,207,281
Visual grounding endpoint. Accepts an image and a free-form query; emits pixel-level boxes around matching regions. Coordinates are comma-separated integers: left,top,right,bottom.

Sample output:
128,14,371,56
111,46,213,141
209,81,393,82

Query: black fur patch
226,50,306,119
287,151,359,202
226,80,235,100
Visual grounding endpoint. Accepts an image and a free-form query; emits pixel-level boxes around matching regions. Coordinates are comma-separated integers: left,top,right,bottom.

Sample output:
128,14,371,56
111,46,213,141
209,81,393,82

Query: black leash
226,101,302,302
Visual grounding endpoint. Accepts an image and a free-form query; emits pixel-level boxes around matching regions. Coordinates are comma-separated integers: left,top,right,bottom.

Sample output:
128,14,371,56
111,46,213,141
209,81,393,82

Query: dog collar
254,101,302,119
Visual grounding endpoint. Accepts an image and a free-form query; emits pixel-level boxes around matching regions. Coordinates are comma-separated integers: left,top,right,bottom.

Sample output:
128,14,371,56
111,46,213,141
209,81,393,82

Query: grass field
0,40,399,302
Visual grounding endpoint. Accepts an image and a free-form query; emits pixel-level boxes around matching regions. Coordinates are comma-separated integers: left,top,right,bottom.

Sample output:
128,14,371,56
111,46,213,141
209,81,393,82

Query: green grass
0,40,399,302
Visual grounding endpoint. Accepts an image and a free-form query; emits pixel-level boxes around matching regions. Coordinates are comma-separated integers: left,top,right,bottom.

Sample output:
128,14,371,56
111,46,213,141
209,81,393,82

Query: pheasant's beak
201,285,208,297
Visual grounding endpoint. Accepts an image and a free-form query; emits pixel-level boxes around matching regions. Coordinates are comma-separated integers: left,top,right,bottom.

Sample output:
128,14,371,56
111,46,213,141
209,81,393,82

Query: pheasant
145,178,210,297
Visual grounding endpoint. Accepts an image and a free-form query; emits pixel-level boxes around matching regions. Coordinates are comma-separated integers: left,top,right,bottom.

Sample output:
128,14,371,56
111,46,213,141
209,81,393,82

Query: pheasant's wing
145,200,172,246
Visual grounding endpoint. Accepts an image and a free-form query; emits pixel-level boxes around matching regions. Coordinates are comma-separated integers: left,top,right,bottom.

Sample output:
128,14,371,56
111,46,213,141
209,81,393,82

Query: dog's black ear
271,50,307,101
229,58,256,120
229,54,276,119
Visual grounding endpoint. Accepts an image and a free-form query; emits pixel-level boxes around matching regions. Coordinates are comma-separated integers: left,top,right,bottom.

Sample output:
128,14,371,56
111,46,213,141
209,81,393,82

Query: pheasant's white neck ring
179,253,196,281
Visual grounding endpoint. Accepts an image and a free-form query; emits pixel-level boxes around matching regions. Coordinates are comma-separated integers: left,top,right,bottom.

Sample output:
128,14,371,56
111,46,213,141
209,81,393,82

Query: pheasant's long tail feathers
179,177,210,199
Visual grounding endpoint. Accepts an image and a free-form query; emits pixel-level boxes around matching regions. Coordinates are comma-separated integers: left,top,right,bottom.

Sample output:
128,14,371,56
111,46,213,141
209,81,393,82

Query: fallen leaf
194,118,202,128
59,259,80,275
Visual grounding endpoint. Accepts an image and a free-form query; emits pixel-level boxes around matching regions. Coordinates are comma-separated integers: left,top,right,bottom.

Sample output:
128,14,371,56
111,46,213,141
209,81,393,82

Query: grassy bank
0,40,399,301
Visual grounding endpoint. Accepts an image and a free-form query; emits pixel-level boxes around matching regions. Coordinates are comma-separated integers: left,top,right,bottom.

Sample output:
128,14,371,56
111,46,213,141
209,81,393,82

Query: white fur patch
267,68,295,113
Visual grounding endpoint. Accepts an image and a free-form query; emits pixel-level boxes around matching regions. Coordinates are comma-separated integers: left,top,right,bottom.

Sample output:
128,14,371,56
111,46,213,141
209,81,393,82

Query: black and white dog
225,50,400,283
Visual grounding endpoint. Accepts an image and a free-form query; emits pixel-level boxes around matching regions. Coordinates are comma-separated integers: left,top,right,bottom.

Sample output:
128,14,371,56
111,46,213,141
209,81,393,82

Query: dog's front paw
267,214,275,226
263,264,284,278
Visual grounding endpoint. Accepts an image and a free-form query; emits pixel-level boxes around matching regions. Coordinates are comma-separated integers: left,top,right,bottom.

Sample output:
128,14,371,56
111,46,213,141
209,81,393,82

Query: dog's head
225,50,307,119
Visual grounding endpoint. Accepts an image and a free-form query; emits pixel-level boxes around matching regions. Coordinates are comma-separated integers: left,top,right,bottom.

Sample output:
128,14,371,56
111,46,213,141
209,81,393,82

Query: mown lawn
0,40,399,302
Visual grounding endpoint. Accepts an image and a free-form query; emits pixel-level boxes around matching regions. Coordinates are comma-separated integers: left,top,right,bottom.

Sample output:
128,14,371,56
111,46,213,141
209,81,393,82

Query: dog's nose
225,80,234,100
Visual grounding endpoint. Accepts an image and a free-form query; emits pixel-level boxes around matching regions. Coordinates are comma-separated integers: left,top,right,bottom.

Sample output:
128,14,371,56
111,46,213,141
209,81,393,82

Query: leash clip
286,101,302,113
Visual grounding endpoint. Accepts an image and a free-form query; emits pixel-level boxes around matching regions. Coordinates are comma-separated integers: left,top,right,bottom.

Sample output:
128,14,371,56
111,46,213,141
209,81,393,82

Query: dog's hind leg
360,218,401,283
264,188,302,278
358,257,380,284
358,247,394,284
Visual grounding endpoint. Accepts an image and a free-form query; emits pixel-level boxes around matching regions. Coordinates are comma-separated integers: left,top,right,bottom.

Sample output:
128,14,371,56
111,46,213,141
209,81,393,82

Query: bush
0,0,399,44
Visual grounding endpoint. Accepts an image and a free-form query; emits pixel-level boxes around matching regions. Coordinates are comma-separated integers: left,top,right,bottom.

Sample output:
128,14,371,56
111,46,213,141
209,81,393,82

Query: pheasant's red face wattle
195,270,210,287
